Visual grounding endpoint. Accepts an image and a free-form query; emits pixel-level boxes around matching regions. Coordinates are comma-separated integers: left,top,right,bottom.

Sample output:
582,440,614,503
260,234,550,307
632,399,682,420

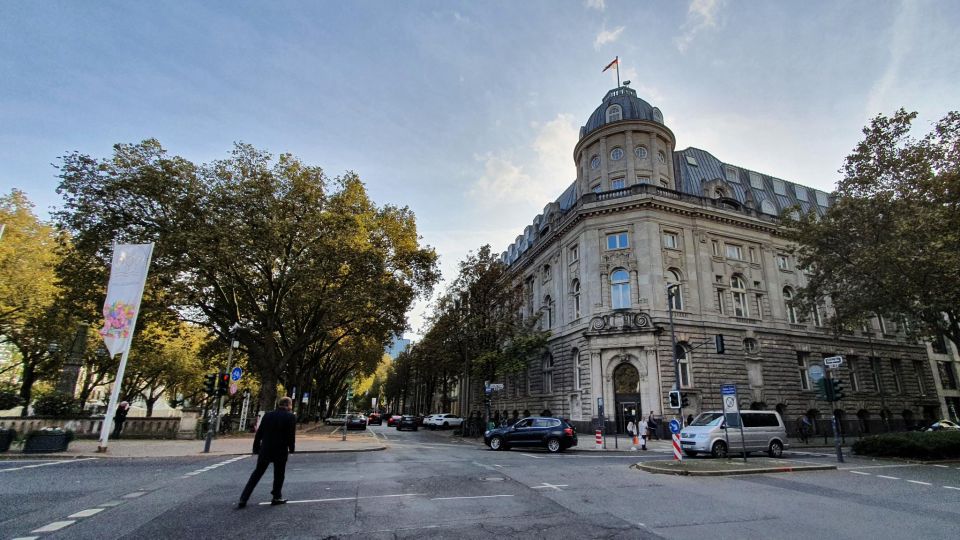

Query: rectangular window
725,165,739,183
733,291,748,318
637,175,651,184
848,357,860,392
725,244,743,260
773,179,787,196
711,240,720,256
776,254,790,270
606,232,628,250
870,357,883,393
662,232,679,249
574,358,582,391
876,315,886,334
938,361,958,390
812,304,824,327
749,172,764,189
569,245,579,263
686,155,699,167
749,247,757,263
932,333,948,354
913,361,925,395
891,360,903,394
795,185,808,201
679,356,691,388
797,353,810,390
716,289,725,314
592,183,601,193
815,191,829,207
611,177,626,190
755,294,764,320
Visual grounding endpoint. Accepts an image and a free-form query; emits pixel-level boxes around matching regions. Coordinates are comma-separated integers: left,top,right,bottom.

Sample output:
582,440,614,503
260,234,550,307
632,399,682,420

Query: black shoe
270,498,287,505
237,500,247,509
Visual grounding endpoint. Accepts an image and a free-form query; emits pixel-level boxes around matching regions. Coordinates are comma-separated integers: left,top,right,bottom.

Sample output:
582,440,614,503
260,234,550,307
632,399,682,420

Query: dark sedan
484,417,577,453
397,415,418,431
345,414,367,430
367,413,382,425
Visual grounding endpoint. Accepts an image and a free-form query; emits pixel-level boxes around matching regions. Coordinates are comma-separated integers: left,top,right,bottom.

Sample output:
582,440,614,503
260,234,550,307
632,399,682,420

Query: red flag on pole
602,57,619,72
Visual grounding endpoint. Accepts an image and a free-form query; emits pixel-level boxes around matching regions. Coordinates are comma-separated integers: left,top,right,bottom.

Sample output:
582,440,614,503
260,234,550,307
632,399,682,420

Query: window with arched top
666,269,683,311
613,363,640,394
543,295,554,328
732,275,749,318
783,287,798,324
676,342,692,387
606,104,622,122
611,269,630,309
542,354,554,394
572,348,581,390
572,279,581,319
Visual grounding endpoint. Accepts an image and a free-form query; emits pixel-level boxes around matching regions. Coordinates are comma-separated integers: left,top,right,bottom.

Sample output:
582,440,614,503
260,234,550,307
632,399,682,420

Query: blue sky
2,1,958,336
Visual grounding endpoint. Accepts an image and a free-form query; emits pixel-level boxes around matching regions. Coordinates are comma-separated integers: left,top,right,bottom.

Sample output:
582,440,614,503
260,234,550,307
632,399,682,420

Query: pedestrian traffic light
216,372,230,396
681,393,690,408
831,379,845,401
815,378,835,401
668,390,681,409
715,334,725,354
203,373,217,396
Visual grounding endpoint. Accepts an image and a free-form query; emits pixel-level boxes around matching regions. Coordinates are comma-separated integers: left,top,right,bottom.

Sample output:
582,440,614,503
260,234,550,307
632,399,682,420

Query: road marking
0,458,97,473
11,536,40,540
531,483,568,491
933,464,949,468
944,486,960,491
839,464,922,470
32,521,76,533
100,501,123,507
257,493,423,506
520,453,544,459
907,480,932,486
431,494,514,501
123,491,147,498
68,508,105,518
876,475,900,480
850,471,871,476
472,461,496,471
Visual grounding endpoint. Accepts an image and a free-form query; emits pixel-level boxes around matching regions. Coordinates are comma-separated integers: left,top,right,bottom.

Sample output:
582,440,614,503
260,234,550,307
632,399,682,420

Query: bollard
595,429,603,449
672,433,682,461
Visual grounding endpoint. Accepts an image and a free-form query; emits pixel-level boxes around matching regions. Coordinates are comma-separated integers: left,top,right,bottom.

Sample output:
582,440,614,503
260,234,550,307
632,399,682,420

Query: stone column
600,137,609,186
625,131,636,183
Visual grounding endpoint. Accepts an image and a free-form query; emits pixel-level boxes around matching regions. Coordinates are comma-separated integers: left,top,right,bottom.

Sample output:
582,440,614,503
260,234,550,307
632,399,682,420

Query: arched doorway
613,362,642,434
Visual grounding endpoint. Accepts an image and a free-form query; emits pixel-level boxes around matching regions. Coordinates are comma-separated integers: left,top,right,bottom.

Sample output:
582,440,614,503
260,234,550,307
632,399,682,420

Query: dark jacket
114,406,129,423
253,408,296,458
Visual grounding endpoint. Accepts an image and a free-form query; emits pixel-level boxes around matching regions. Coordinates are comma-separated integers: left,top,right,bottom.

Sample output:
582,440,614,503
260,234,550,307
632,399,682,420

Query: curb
632,460,837,476
0,445,388,460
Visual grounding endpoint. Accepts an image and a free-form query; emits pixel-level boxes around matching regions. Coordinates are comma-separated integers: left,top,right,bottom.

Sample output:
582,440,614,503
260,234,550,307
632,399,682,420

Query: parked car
367,413,382,425
324,415,347,426
926,419,960,431
680,410,789,458
484,417,577,453
424,413,463,429
346,414,367,430
397,415,418,431
386,414,402,427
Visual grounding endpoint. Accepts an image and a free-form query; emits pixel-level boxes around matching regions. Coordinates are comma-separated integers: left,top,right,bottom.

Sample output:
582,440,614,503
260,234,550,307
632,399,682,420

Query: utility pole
667,284,683,426
204,324,240,453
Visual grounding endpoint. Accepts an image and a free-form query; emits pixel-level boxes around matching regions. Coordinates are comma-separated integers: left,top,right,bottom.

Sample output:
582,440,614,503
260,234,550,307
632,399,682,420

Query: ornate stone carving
584,310,655,335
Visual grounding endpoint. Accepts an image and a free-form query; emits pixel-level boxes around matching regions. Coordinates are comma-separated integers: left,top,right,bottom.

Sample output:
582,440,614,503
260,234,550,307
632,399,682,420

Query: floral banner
99,243,154,356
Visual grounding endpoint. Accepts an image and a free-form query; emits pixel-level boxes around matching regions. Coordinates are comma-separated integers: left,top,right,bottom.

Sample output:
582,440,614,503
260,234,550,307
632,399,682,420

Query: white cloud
865,3,917,118
585,0,605,11
675,0,724,53
594,26,625,49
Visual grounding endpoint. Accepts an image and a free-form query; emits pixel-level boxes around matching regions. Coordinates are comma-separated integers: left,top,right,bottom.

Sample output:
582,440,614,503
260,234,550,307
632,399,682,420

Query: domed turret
579,85,665,140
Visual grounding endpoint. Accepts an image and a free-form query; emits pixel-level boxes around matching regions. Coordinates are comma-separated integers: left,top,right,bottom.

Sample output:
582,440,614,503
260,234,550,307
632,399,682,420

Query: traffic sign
229,383,238,395
669,419,681,434
809,364,825,382
824,356,844,368
230,367,243,381
488,383,504,391
721,384,737,396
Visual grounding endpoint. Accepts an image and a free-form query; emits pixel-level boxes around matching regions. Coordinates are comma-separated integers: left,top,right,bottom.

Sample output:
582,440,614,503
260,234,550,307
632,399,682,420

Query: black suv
397,415,418,431
484,417,577,453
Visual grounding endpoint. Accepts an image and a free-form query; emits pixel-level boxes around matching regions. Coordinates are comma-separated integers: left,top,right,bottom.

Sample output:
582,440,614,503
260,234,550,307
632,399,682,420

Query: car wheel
489,436,503,450
684,450,698,457
443,422,449,429
711,440,728,458
546,438,561,453
768,440,784,458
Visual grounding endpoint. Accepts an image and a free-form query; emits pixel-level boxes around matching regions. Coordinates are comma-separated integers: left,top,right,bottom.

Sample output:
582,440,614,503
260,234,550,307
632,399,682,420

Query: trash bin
23,429,73,453
0,428,15,452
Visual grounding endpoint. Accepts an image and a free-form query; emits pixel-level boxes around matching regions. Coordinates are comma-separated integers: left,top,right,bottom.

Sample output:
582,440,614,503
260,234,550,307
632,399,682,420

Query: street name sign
823,356,844,368
721,384,737,396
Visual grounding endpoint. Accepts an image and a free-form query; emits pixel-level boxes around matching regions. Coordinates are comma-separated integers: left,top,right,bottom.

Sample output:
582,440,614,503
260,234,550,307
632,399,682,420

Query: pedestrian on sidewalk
112,401,130,439
238,396,296,508
646,411,659,441
637,416,648,450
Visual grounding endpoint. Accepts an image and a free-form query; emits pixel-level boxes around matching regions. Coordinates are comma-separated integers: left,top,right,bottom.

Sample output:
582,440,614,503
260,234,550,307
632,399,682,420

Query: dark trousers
240,453,287,502
112,421,125,439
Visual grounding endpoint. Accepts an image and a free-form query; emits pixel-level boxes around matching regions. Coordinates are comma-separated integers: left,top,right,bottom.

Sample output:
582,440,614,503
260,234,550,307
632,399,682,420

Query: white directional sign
823,356,844,368
488,383,504,391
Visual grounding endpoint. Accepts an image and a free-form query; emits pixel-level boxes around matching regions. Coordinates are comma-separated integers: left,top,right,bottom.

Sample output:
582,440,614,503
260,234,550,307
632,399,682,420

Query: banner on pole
99,243,154,356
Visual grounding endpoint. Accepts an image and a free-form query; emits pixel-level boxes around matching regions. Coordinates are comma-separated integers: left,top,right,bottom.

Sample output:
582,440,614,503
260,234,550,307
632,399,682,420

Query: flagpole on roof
616,56,620,87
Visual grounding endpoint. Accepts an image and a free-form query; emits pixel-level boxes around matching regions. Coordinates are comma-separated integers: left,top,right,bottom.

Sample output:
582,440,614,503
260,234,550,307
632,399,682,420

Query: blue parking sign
230,367,243,381
669,419,681,434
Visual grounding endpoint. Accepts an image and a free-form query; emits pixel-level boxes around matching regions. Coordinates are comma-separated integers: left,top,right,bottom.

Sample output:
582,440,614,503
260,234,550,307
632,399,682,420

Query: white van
679,410,788,458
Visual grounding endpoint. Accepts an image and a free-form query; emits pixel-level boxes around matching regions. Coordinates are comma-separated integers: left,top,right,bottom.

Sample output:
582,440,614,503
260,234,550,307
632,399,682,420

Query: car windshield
691,413,724,426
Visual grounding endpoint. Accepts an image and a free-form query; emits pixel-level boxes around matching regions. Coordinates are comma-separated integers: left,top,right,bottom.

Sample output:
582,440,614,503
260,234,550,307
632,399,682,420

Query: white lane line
932,464,949,468
68,508,105,518
944,486,960,491
31,521,76,533
520,454,544,459
839,464,922,470
876,475,900,480
531,483,568,491
100,501,123,507
472,461,496,471
907,480,932,486
850,471,871,476
257,493,423,506
123,491,147,498
11,536,40,540
431,494,514,501
0,458,97,473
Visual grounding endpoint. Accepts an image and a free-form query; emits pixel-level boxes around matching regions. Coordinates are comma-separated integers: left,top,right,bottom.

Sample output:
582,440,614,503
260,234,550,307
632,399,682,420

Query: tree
784,109,960,348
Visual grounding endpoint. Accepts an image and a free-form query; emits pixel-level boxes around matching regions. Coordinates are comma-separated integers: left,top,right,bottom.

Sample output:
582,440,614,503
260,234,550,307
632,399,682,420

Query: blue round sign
669,419,681,434
230,367,243,382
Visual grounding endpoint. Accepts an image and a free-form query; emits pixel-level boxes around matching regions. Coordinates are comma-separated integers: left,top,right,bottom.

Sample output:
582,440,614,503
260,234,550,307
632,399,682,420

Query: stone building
487,84,940,434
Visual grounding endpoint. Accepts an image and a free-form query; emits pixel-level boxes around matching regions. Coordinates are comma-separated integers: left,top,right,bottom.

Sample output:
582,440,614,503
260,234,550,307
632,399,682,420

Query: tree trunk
259,369,278,412
18,362,36,417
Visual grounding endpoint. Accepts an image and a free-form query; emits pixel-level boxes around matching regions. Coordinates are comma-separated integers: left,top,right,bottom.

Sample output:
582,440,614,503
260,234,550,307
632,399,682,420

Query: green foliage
31,391,82,417
783,109,960,349
852,431,960,460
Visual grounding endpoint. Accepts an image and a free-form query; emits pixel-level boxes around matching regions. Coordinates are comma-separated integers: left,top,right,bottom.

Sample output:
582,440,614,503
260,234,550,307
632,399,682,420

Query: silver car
680,410,789,458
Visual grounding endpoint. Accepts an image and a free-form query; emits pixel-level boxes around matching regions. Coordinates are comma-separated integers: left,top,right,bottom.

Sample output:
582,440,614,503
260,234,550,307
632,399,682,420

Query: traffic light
715,334,725,354
668,390,681,409
216,372,230,396
203,373,217,396
831,379,846,401
816,378,836,401
681,393,690,408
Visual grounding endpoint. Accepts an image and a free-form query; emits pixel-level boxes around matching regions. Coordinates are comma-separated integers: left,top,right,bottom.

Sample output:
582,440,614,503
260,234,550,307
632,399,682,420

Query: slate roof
579,86,662,140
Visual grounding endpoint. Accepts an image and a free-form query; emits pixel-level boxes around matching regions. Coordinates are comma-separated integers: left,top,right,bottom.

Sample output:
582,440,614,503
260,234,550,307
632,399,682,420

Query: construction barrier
672,433,682,461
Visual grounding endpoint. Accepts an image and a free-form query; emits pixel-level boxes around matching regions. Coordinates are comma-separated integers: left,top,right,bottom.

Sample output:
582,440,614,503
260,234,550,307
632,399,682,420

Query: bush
852,431,960,460
0,383,22,410
31,392,81,417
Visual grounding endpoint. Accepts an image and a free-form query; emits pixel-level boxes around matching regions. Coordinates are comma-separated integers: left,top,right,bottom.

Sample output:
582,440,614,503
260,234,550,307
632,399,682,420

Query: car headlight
484,431,490,437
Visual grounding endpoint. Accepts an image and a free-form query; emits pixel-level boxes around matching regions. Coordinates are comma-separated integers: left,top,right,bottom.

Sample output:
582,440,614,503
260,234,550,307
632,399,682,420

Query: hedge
851,431,960,460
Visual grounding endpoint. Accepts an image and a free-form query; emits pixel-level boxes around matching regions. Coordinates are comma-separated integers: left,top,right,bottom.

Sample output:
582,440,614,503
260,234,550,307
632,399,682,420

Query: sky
2,0,958,338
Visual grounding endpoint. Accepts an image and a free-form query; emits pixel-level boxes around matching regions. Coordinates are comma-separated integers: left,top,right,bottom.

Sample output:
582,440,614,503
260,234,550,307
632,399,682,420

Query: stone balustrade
0,416,182,439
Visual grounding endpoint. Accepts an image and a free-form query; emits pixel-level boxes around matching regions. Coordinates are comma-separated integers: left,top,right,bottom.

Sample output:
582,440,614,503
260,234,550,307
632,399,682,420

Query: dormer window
725,166,739,183
606,104,623,122
652,107,663,123
795,185,808,201
749,172,764,190
686,155,699,167
773,179,787,196
815,191,829,207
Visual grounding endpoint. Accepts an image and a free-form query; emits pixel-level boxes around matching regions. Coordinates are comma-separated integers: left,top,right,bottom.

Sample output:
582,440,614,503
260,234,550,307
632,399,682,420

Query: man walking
238,396,296,508
112,401,130,439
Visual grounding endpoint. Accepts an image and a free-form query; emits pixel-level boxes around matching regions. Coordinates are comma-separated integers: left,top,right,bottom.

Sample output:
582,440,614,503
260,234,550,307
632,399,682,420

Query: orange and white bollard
595,429,603,449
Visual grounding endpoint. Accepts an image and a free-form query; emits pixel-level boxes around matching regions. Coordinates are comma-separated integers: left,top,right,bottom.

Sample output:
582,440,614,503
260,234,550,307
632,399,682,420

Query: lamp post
204,323,240,453
667,284,683,427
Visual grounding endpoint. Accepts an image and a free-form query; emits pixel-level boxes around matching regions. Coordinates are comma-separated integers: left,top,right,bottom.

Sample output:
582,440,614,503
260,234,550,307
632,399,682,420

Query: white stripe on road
100,500,123,507
850,471,871,476
123,491,147,498
933,464,949,468
876,475,900,480
32,521,76,533
68,508,104,518
1,458,97,473
944,486,960,491
11,536,39,540
431,494,514,501
907,480,932,486
520,454,544,459
257,493,423,506
839,464,922,470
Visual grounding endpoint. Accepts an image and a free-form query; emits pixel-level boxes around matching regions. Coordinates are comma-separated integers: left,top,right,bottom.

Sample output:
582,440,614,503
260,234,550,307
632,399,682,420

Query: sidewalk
1,425,385,459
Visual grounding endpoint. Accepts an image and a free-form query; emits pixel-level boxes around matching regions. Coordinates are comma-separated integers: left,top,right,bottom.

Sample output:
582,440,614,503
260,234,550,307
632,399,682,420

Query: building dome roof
579,86,663,140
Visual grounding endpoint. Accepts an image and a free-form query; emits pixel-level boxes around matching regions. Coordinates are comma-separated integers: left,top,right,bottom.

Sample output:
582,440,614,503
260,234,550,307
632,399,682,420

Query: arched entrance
613,363,642,434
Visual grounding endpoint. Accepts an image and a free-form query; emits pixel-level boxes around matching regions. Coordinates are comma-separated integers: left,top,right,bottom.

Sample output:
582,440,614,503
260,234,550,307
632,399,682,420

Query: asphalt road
2,425,959,539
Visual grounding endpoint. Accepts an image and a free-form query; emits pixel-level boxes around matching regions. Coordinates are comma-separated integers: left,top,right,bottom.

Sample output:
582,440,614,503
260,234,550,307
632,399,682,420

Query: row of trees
2,139,439,419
